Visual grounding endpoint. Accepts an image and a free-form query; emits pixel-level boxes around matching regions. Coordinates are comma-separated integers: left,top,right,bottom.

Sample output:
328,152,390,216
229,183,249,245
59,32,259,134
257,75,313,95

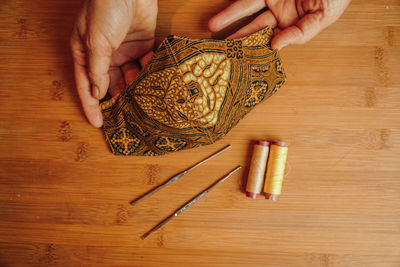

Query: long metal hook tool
141,165,242,239
130,144,232,206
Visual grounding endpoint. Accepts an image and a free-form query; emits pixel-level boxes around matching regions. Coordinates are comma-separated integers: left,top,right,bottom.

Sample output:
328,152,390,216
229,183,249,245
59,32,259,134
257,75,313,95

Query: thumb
271,11,324,50
87,40,112,100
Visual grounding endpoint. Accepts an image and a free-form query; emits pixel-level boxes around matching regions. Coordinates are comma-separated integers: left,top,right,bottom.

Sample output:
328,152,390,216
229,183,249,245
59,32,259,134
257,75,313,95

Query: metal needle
141,165,242,239
130,144,232,206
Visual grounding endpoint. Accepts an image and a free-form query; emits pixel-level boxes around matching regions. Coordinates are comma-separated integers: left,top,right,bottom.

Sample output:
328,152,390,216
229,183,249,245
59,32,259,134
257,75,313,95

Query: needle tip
141,233,150,240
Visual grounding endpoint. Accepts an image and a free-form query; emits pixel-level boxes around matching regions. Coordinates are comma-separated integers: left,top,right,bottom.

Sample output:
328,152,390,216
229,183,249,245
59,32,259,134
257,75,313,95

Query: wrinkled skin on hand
70,0,157,127
71,0,350,128
209,0,351,49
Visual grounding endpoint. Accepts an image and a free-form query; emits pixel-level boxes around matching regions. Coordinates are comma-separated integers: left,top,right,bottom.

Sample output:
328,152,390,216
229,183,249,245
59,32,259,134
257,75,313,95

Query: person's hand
209,0,350,50
71,0,157,128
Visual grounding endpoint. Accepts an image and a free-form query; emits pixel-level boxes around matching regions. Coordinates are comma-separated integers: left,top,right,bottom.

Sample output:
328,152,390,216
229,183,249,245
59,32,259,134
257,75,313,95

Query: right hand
209,0,350,50
70,0,158,128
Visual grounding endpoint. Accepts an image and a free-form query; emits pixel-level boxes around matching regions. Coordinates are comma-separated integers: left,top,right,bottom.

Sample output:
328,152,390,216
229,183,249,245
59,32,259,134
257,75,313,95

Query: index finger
208,0,266,32
271,11,325,50
73,62,103,128
71,33,103,128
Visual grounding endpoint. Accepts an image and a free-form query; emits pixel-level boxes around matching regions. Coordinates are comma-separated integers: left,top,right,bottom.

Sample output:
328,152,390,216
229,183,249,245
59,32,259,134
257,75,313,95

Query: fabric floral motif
275,60,284,74
155,136,187,152
226,40,243,59
245,80,268,108
272,81,284,94
109,128,141,156
100,26,286,156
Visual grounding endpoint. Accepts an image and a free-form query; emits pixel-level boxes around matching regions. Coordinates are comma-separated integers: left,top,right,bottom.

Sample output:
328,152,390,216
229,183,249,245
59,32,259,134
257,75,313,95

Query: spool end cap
265,193,279,201
270,140,288,147
256,140,270,146
246,192,258,199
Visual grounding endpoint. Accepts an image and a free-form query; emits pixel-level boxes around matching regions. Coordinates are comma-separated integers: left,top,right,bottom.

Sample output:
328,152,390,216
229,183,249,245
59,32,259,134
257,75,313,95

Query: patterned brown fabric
100,26,286,156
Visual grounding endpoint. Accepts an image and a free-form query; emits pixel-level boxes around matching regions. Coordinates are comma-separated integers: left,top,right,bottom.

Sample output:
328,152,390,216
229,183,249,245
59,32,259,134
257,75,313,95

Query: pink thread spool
246,141,270,199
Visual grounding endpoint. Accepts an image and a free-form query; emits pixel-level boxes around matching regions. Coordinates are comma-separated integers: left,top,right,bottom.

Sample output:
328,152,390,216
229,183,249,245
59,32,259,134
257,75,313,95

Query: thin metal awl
130,144,232,206
141,166,242,239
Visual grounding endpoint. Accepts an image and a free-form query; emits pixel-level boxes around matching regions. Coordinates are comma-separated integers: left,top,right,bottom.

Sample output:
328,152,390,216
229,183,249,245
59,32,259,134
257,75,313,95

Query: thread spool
246,141,270,199
263,141,288,201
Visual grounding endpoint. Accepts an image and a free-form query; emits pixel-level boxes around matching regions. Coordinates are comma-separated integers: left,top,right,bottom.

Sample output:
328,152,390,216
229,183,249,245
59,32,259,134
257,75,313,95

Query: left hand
70,0,157,128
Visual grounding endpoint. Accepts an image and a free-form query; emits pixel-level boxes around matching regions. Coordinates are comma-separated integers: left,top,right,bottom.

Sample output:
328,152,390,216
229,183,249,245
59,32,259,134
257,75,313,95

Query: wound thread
264,141,288,201
246,141,270,199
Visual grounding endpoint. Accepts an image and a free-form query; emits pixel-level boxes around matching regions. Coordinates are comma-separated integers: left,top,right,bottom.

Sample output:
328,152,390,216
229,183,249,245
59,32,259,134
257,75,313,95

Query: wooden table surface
0,0,399,266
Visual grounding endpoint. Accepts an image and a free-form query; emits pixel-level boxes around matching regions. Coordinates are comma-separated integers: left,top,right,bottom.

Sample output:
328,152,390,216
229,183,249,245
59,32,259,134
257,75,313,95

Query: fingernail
95,112,103,128
92,86,100,99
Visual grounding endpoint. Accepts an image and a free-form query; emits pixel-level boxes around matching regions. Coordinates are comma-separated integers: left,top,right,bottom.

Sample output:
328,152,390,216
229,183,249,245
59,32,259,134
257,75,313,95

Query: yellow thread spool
246,141,270,199
264,141,288,201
